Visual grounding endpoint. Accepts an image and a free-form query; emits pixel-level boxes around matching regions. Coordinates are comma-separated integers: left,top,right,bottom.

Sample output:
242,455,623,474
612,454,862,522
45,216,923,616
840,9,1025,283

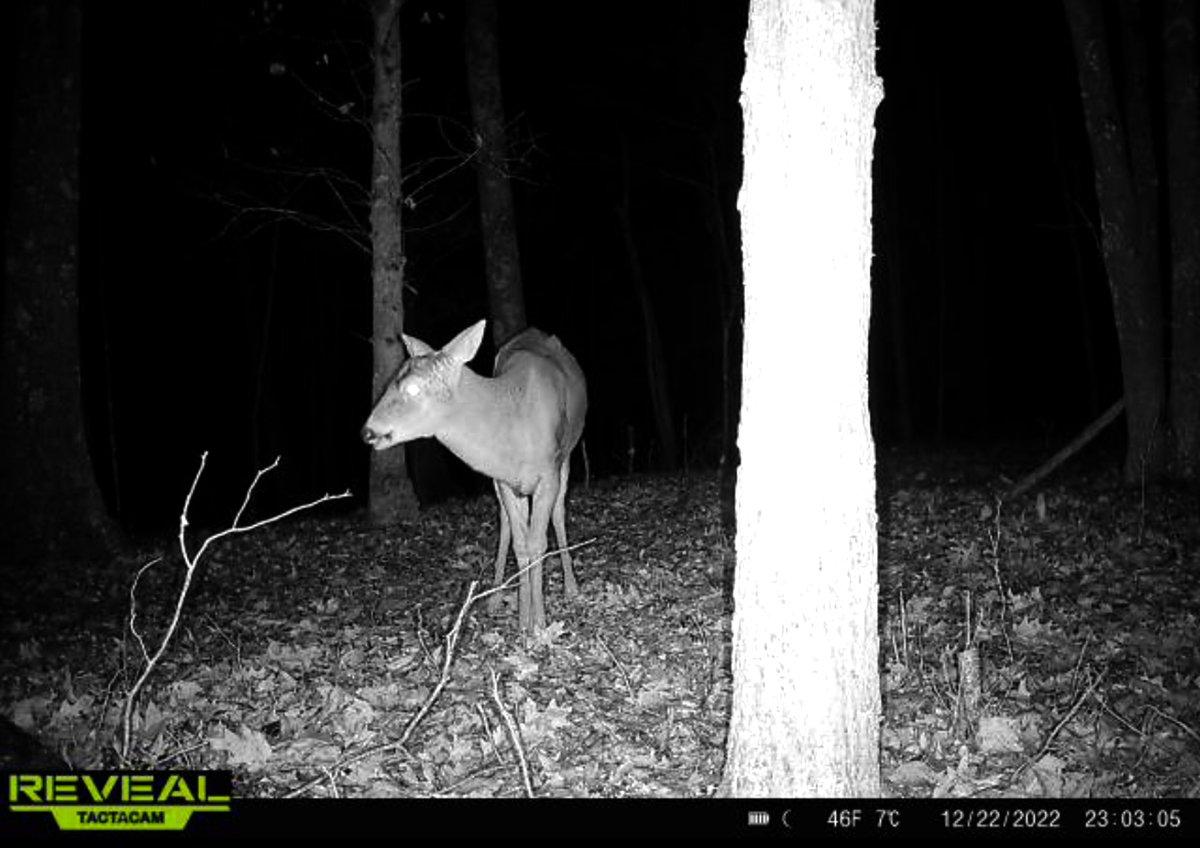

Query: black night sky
16,1,1116,529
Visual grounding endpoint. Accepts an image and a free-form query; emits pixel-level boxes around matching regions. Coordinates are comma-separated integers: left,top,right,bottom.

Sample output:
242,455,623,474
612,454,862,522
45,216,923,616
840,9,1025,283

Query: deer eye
403,382,421,397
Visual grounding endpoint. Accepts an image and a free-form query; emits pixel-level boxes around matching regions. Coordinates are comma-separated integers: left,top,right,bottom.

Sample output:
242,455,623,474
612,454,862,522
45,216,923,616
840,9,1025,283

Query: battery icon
748,811,770,826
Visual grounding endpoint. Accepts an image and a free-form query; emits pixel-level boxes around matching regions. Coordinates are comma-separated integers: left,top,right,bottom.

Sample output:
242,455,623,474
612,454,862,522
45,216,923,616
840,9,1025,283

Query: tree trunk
932,75,954,443
1047,102,1101,417
702,142,743,529
368,0,418,524
250,223,280,473
615,136,678,469
1063,0,1168,482
721,0,881,796
1164,0,1200,479
879,152,914,440
0,0,115,567
465,0,526,348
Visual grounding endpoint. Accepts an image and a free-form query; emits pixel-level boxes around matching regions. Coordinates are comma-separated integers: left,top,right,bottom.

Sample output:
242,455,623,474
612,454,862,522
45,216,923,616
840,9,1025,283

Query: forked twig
122,452,350,761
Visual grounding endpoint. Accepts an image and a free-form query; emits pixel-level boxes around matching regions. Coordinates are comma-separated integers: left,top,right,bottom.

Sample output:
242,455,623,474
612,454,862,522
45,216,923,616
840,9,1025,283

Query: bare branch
122,454,352,762
286,67,373,135
211,199,371,255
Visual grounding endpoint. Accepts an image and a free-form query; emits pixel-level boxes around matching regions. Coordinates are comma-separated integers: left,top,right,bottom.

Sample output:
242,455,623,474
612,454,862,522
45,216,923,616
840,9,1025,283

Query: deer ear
402,333,436,357
443,320,486,365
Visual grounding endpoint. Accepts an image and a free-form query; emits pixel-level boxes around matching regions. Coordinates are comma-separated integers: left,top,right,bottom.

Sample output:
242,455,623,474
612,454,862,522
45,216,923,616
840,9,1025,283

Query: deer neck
435,368,515,482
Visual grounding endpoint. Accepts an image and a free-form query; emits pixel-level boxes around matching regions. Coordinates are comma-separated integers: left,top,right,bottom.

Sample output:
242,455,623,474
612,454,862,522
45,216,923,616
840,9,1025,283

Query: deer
362,320,587,631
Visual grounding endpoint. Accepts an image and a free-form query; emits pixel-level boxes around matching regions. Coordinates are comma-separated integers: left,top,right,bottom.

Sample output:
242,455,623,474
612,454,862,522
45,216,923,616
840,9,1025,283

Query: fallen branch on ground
121,453,351,763
1007,397,1125,498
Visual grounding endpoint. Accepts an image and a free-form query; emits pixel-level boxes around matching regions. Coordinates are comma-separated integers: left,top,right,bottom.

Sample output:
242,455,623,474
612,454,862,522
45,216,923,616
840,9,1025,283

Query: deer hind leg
551,458,578,597
488,480,511,612
524,478,560,630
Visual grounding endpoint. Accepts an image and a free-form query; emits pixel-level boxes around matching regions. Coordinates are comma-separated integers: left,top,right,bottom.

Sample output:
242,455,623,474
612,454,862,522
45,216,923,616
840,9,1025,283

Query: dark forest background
2,0,1179,537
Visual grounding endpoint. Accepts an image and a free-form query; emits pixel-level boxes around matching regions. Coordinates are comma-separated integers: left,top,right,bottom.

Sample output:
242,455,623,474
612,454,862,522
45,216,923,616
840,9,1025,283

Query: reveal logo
8,771,231,831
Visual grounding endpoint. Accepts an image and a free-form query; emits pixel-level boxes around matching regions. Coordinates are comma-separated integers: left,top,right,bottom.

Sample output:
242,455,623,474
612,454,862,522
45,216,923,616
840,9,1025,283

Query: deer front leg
496,483,538,630
488,480,511,613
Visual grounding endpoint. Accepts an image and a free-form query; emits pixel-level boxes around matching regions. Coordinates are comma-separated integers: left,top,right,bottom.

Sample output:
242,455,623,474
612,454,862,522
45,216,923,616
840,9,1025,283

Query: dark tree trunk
1063,0,1168,482
465,0,526,348
1047,102,1101,416
1165,0,1200,479
250,223,280,473
1,0,115,567
932,77,954,443
701,142,743,529
615,137,678,470
368,0,418,524
879,152,914,441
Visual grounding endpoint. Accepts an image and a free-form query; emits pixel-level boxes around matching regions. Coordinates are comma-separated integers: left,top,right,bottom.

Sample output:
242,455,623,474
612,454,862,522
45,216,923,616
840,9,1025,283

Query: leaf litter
2,451,1198,798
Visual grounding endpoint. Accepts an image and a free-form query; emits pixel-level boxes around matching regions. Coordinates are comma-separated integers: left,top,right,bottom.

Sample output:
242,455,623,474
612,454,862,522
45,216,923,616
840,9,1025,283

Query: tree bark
1,0,116,567
1063,0,1168,482
368,0,418,524
465,0,526,347
1164,0,1200,478
722,0,881,796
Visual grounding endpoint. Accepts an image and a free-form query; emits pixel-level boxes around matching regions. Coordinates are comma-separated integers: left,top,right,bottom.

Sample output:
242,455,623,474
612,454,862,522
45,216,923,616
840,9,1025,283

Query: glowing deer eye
403,382,421,397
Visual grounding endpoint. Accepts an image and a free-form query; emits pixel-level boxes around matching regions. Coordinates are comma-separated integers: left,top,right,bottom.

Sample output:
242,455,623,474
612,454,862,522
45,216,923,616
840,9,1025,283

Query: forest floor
2,446,1199,799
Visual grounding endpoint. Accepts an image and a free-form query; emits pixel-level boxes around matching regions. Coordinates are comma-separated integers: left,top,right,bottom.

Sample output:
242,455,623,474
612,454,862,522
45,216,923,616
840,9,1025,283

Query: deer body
362,320,586,631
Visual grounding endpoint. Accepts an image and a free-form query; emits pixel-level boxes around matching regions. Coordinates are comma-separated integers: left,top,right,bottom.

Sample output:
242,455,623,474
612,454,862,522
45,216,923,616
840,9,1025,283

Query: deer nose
361,425,379,445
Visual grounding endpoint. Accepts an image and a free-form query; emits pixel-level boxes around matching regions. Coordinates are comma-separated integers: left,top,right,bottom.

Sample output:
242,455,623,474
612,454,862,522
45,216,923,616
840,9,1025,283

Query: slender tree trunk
465,0,526,347
1115,1,1165,458
250,223,280,473
615,136,678,469
704,143,744,457
932,77,953,443
368,0,418,524
722,0,881,796
702,142,743,528
1047,101,1101,416
1063,0,1168,482
879,152,914,440
99,236,124,521
1,0,116,567
1165,0,1200,478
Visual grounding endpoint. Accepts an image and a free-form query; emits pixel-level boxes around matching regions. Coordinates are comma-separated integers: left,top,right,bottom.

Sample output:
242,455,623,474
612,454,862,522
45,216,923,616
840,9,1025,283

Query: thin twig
987,498,1015,662
121,452,350,762
286,580,481,798
283,537,597,797
1011,669,1106,786
1147,706,1200,746
475,538,596,608
490,667,533,798
596,635,635,697
475,702,506,769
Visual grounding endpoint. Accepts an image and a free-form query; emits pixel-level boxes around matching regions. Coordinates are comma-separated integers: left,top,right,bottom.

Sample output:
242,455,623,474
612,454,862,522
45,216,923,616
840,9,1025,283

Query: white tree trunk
722,0,882,796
